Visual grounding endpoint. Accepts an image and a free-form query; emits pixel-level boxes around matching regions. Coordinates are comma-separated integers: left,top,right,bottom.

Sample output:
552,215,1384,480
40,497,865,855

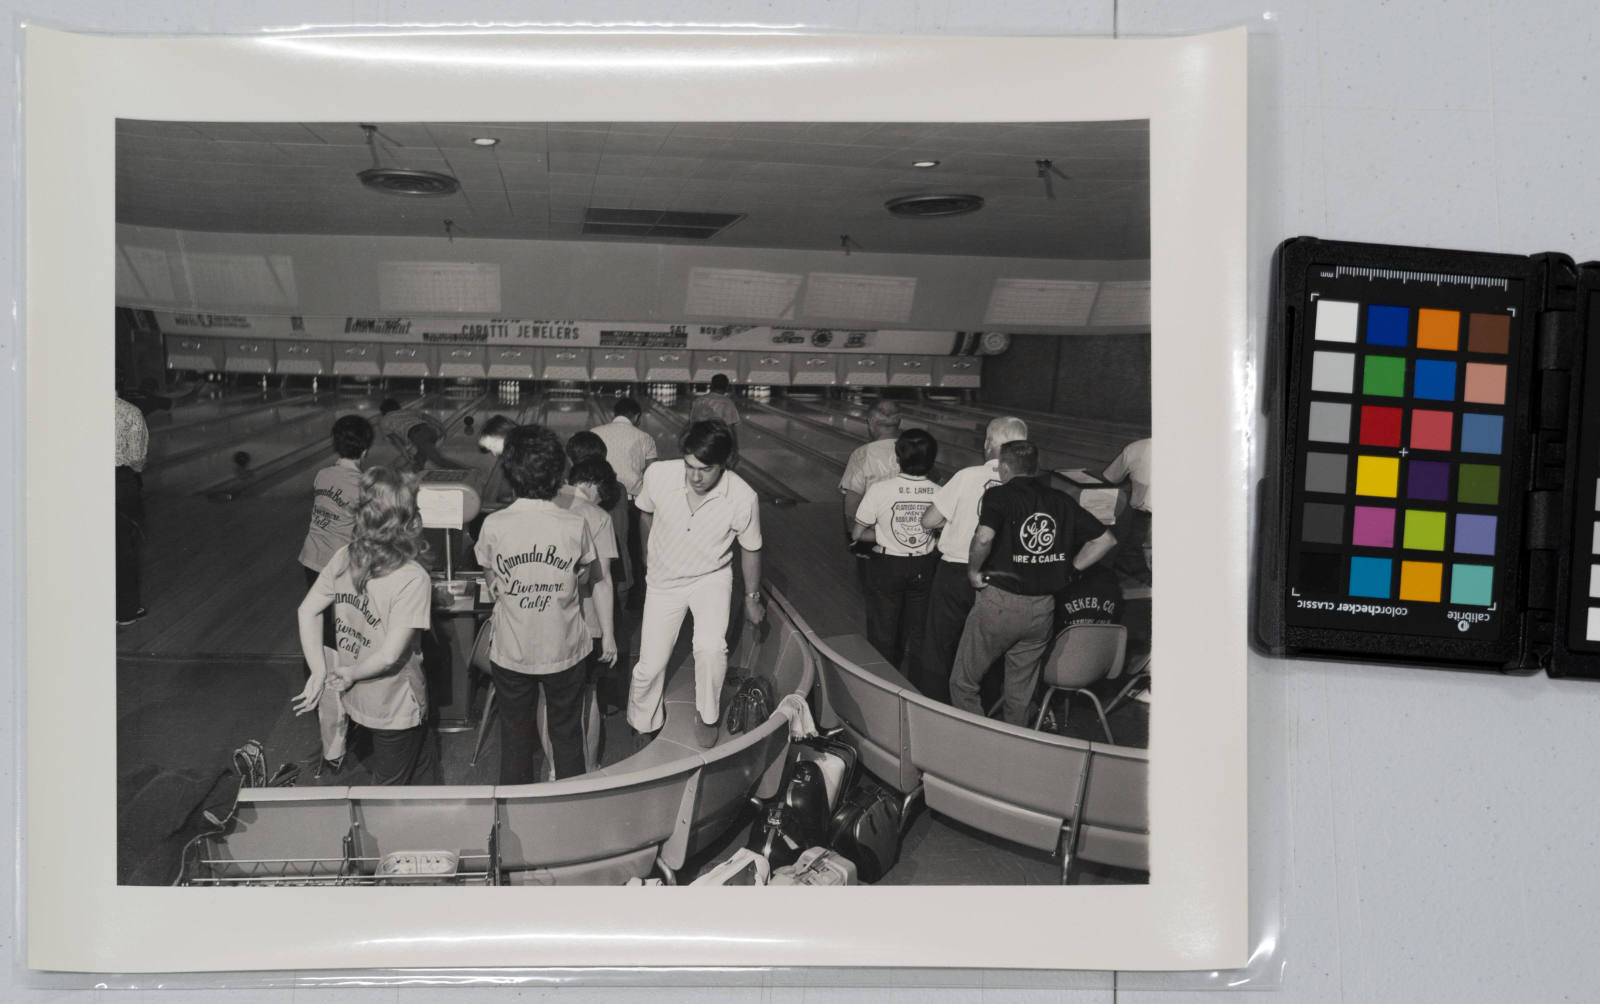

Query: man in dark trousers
949,440,1117,726
916,415,1027,702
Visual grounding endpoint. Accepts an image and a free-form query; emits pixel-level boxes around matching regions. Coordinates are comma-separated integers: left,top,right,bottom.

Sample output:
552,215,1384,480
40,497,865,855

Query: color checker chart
1274,249,1534,650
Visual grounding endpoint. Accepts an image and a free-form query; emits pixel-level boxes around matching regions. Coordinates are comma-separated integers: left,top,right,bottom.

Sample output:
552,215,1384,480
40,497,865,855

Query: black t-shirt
976,475,1106,596
1057,562,1124,626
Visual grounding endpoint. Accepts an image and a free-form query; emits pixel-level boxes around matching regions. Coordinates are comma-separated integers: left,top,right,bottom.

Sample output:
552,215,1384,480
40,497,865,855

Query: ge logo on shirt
1019,513,1057,555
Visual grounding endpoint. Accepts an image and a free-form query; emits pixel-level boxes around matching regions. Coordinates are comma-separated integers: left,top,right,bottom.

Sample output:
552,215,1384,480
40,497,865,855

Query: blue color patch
1365,304,1411,347
1413,359,1458,401
1349,556,1393,598
1460,413,1503,455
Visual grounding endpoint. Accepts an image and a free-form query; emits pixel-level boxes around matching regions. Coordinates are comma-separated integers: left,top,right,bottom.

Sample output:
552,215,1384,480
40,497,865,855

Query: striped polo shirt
635,459,762,587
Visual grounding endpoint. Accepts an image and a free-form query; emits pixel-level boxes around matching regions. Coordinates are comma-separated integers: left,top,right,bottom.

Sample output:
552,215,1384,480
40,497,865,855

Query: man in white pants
628,419,765,747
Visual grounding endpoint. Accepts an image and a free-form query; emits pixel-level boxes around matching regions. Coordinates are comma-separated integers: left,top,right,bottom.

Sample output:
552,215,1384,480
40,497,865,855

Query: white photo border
24,27,1248,973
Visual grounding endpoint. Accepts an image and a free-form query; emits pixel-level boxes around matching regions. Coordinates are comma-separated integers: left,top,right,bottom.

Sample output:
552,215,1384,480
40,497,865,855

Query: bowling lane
145,396,336,472
645,399,842,503
141,393,397,495
773,397,988,470
143,386,308,434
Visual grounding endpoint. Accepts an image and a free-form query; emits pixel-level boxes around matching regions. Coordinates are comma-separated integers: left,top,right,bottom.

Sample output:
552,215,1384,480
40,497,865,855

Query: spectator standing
114,394,150,626
852,428,939,678
949,441,1117,726
916,416,1028,701
1102,437,1152,578
474,427,598,782
689,373,742,468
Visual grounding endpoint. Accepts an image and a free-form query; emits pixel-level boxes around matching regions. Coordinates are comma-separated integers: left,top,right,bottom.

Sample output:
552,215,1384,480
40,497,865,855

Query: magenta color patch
1351,506,1395,549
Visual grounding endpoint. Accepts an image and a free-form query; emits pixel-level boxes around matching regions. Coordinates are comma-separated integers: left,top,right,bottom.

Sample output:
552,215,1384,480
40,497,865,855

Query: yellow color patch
1355,455,1400,498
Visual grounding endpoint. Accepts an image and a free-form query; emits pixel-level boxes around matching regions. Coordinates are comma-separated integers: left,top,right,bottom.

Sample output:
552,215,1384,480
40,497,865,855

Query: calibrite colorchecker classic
1258,237,1600,678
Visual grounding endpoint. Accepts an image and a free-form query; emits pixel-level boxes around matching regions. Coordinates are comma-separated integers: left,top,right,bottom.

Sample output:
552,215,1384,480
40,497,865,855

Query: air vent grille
583,208,744,240
885,193,985,218
357,167,461,197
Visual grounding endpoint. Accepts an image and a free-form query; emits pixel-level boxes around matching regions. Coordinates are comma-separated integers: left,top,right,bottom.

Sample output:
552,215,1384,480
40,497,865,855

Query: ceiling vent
582,208,744,240
356,124,460,198
885,193,985,218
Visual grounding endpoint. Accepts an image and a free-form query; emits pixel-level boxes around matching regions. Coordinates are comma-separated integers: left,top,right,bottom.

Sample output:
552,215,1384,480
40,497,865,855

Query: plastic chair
1033,623,1127,743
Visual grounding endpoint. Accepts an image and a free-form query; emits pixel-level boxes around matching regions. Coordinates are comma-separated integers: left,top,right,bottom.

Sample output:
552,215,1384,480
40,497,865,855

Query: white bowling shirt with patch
855,473,937,557
298,458,363,572
931,459,1002,563
309,548,431,731
475,498,597,674
635,459,762,588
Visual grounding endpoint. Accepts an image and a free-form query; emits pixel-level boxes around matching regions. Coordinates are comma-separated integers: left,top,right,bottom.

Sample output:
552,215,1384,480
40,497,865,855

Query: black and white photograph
26,28,1246,973
112,117,1154,890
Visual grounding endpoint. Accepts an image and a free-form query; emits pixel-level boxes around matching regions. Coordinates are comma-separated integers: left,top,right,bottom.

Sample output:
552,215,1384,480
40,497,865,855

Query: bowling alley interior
114,120,1153,888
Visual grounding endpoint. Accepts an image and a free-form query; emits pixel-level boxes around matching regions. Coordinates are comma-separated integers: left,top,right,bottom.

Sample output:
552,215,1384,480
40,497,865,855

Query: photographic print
112,116,1153,893
28,28,1244,972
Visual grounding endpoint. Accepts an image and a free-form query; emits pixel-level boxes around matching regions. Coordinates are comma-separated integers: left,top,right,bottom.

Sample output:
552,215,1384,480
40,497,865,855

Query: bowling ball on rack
233,450,251,470
463,416,475,432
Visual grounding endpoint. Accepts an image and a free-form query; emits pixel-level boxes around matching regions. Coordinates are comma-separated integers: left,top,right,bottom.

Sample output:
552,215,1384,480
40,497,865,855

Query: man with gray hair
950,440,1117,725
917,414,1029,702
839,399,904,539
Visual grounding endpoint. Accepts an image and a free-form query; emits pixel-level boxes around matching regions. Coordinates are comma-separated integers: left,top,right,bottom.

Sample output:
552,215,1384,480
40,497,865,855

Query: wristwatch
746,590,763,600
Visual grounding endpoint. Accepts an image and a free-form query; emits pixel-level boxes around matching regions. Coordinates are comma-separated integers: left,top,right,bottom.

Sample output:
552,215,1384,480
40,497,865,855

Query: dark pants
918,560,976,704
493,659,587,784
363,722,439,786
1113,507,1152,580
115,466,144,619
863,552,937,678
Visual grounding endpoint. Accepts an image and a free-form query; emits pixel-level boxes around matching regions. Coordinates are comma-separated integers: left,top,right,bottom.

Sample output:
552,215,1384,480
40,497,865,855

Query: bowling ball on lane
463,416,475,432
233,451,251,469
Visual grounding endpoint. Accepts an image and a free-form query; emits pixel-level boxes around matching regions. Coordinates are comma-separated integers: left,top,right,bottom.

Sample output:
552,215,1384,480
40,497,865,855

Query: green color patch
1457,464,1500,505
1362,355,1407,397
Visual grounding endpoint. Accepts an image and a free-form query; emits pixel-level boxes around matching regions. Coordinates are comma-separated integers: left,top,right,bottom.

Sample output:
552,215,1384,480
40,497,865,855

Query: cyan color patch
1349,556,1392,598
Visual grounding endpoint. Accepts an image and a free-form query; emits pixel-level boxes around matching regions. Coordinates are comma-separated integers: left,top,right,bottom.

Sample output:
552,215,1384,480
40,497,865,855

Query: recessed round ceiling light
912,159,940,169
472,137,499,147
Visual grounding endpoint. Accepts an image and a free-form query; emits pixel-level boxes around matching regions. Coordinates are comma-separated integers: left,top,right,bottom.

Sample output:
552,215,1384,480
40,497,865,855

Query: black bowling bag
750,735,858,870
826,775,903,884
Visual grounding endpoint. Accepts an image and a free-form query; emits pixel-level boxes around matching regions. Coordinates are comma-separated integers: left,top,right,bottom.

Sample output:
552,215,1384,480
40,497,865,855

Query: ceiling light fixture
356,123,461,197
912,160,940,169
472,137,499,147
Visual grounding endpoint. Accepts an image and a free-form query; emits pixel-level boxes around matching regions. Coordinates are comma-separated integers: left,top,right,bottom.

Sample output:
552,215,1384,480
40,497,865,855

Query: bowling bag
724,675,774,735
748,735,858,867
827,775,903,883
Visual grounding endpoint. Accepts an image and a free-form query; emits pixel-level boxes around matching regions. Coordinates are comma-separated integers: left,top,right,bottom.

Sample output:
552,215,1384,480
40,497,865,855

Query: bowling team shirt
635,459,762,587
590,416,658,498
298,458,363,572
1103,438,1152,512
475,498,597,674
554,484,620,639
309,548,430,731
688,392,741,428
930,459,1002,563
114,396,149,472
1058,562,1124,626
838,438,900,497
854,473,938,557
976,475,1106,596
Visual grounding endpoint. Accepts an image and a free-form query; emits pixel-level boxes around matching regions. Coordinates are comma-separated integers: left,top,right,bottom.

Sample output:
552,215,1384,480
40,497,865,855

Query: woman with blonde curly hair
293,466,438,785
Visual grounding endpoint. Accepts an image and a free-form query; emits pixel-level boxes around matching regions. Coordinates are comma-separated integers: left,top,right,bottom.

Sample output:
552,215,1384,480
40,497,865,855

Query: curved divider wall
193,587,817,887
192,586,1145,886
803,626,1149,884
